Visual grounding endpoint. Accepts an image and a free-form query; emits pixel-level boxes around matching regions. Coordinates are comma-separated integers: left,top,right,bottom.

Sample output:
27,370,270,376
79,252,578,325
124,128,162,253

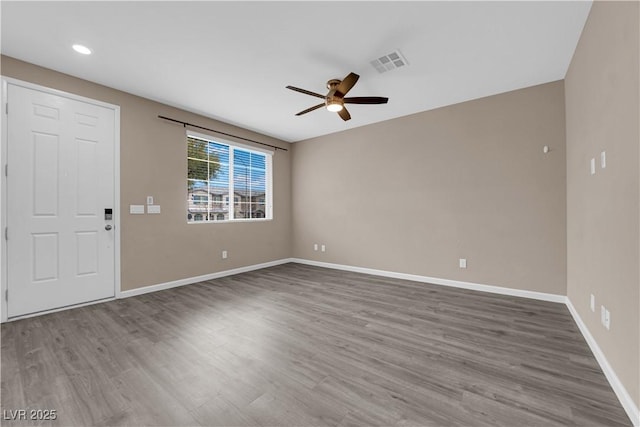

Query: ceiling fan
286,72,389,121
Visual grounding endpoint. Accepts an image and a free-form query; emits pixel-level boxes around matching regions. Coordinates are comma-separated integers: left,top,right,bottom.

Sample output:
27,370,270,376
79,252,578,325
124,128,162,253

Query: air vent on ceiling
370,50,408,74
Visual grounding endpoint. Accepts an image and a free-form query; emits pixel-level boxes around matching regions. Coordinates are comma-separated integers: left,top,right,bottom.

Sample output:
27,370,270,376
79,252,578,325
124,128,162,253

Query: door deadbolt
105,224,113,231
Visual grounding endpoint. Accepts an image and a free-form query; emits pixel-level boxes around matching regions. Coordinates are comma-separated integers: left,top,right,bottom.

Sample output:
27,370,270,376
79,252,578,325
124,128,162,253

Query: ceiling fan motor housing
326,79,342,90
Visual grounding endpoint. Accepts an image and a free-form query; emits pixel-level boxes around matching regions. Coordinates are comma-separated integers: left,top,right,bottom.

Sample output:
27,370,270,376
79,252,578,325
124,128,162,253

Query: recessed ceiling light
72,44,92,55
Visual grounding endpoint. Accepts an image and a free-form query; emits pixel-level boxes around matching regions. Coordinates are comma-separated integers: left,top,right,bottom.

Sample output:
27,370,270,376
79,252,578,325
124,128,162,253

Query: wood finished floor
1,263,631,427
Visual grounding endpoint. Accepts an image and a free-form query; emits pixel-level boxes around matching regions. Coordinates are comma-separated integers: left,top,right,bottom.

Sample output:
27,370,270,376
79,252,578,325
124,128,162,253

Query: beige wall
565,1,640,409
292,81,567,295
1,56,292,291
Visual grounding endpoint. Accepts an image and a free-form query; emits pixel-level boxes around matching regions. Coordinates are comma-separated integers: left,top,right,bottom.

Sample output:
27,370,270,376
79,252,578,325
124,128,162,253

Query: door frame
0,77,121,322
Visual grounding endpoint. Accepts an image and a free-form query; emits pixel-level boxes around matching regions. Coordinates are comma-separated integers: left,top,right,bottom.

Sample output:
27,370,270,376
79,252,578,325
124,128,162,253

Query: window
193,195,208,205
187,132,272,223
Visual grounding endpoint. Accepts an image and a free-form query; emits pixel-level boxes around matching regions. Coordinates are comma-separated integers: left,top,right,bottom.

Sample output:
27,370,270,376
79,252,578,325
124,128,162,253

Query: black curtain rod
158,115,287,151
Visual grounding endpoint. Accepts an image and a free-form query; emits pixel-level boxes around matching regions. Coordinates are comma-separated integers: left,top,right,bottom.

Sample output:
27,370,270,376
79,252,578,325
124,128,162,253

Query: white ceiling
1,1,592,143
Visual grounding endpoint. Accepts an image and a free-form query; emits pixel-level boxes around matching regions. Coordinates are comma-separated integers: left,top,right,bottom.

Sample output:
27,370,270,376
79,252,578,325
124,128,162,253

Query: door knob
105,224,113,231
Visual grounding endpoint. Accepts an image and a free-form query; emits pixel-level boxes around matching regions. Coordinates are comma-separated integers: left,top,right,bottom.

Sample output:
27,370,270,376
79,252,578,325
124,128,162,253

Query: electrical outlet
147,196,154,205
590,294,595,312
222,250,228,259
601,305,606,326
313,244,318,251
459,258,467,269
604,309,610,330
321,245,326,252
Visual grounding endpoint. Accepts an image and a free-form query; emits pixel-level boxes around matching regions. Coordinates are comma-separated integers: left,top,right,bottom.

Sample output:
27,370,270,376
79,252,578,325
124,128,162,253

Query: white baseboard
289,258,565,303
118,258,292,299
566,299,639,426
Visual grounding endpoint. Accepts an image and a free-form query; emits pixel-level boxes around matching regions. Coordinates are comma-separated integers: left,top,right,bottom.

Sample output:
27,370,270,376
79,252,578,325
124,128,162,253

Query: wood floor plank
1,263,632,426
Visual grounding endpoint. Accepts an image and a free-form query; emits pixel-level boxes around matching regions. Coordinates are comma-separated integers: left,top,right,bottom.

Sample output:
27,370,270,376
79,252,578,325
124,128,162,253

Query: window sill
187,218,273,225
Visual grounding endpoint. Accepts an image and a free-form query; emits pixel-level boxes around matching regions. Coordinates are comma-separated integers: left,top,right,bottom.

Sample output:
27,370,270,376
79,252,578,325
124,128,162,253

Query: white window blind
187,132,272,222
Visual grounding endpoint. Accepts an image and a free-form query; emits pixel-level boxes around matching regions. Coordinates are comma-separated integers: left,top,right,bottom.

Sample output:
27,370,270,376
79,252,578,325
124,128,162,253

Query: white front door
6,83,116,318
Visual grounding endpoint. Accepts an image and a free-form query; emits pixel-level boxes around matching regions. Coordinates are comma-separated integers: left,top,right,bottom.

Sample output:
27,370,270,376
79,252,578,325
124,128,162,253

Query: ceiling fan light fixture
326,101,343,112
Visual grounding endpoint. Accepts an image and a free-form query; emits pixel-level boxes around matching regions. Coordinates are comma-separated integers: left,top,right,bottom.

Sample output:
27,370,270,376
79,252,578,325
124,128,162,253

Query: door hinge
5,103,7,115
4,227,7,240
4,164,7,177
5,290,7,302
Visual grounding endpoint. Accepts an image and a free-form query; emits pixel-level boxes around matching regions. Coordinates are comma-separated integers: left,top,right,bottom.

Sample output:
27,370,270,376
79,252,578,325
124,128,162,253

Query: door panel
33,132,59,216
32,233,58,281
76,231,98,276
7,84,116,318
76,139,99,215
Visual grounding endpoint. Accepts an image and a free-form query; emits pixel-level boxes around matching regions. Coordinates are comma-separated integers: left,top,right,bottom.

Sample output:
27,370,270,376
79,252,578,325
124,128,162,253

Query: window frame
186,130,273,224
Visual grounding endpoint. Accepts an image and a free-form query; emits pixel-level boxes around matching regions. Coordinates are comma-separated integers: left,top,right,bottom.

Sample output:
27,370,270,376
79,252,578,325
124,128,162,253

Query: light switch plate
130,205,145,214
459,258,467,269
600,151,606,169
147,196,154,205
590,158,596,175
147,205,161,214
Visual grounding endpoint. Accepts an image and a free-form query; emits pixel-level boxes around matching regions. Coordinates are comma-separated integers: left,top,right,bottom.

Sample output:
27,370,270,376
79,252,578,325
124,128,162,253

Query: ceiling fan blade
335,73,360,97
344,96,389,104
286,86,326,99
295,103,325,116
338,106,351,121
